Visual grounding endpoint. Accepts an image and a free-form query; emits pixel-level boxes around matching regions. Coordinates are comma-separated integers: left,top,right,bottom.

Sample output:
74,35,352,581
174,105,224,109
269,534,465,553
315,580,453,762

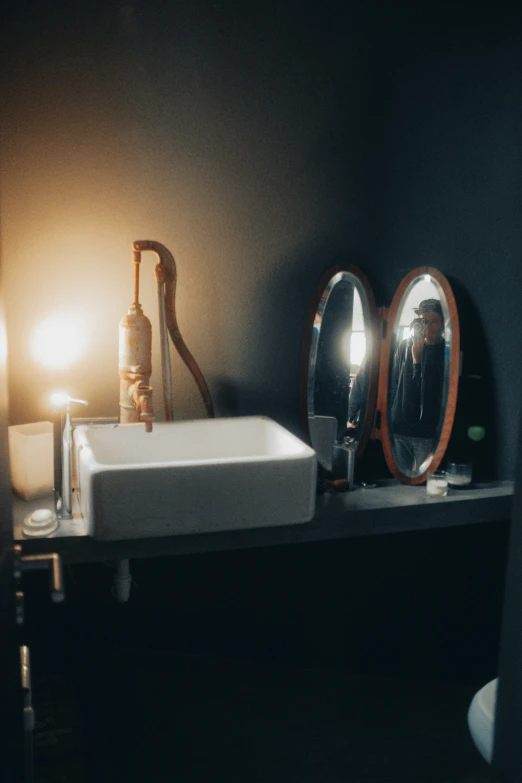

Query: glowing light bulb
50,391,71,407
32,315,86,369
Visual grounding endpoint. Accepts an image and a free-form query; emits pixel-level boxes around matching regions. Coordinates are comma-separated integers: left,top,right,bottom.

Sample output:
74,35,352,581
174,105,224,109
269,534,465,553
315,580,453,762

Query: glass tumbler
446,462,472,488
426,470,448,497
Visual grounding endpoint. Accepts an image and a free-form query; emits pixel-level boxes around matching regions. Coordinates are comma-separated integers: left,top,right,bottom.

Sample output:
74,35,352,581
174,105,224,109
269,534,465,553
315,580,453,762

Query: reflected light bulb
344,331,367,366
32,315,86,369
351,333,366,366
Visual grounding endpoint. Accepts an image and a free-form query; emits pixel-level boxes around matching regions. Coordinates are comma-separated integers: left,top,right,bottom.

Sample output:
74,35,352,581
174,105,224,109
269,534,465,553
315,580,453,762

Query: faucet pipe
133,240,214,419
155,266,174,422
133,248,141,306
61,408,74,517
53,395,88,519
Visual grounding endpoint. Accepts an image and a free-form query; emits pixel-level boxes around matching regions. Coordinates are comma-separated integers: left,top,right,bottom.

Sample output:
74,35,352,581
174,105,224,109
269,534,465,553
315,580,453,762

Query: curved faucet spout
132,240,214,419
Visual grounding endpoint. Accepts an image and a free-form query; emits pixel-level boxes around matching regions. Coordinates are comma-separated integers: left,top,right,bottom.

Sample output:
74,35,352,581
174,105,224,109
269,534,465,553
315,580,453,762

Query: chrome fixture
332,438,357,491
51,393,88,519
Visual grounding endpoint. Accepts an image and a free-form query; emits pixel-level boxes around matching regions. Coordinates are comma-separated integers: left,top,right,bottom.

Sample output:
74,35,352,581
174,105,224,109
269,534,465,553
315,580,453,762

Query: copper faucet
119,291,155,432
129,381,155,433
118,240,214,433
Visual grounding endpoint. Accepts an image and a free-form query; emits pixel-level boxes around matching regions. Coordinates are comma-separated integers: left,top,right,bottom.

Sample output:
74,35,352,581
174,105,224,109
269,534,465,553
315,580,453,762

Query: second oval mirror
382,267,460,481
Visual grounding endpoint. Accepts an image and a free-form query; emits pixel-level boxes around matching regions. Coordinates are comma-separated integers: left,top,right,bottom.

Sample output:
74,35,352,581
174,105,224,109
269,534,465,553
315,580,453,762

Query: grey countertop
12,480,514,564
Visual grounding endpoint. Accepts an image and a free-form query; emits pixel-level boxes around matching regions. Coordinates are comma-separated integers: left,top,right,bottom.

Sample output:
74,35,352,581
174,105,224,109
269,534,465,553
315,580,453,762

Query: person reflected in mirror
390,298,446,472
345,356,369,442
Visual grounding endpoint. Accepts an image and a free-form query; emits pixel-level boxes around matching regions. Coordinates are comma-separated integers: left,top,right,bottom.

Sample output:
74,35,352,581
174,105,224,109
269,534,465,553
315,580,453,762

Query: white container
8,422,54,500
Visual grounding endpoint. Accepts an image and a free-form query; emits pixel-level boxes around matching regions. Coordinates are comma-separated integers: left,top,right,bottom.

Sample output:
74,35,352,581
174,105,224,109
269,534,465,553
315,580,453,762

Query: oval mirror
381,267,460,483
303,265,379,472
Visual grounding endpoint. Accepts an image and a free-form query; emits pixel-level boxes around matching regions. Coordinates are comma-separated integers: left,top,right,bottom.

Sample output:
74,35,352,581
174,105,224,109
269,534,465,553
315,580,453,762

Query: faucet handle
132,383,154,433
68,398,88,406
51,393,88,411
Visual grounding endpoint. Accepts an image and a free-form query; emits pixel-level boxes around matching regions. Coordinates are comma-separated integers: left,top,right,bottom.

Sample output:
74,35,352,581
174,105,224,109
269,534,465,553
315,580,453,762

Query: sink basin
74,416,317,540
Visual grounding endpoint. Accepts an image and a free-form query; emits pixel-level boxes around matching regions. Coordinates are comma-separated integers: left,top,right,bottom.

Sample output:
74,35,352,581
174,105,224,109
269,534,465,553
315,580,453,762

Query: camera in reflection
410,317,427,338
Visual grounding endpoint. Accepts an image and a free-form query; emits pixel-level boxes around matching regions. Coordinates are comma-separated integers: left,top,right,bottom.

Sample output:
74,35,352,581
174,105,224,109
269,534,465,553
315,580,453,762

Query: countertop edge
14,487,514,564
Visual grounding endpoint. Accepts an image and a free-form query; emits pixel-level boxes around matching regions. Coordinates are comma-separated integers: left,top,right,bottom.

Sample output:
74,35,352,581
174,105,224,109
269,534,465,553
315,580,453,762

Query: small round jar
22,508,58,538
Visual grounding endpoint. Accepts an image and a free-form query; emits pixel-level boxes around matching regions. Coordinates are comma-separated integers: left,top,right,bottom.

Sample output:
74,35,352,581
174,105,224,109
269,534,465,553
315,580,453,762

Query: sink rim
74,416,316,471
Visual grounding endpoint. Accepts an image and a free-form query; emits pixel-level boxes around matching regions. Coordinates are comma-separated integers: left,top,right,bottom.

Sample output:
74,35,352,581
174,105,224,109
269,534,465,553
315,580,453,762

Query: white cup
427,470,448,497
8,422,54,501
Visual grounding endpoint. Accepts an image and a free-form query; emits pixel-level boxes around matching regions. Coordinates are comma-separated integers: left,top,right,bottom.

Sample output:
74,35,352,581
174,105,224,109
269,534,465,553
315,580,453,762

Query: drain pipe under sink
113,559,132,602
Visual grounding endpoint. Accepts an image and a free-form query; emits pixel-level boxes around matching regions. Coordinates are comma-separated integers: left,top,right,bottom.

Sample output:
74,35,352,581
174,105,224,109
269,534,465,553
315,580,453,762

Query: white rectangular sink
74,416,317,540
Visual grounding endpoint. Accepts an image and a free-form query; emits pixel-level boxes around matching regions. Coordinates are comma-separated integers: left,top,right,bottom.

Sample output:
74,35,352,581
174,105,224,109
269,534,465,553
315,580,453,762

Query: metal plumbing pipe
113,559,132,603
155,265,174,421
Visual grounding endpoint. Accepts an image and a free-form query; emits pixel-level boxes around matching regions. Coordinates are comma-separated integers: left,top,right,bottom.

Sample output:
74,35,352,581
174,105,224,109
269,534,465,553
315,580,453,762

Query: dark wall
0,0,373,430
3,0,521,477
359,4,522,478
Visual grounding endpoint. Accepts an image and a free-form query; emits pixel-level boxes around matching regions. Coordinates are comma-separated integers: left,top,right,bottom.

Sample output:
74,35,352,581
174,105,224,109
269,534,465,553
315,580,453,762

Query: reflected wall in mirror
385,270,457,479
305,266,377,472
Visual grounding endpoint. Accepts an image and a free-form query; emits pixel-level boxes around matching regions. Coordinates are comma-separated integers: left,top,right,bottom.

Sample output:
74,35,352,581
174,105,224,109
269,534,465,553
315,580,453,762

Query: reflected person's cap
414,298,443,316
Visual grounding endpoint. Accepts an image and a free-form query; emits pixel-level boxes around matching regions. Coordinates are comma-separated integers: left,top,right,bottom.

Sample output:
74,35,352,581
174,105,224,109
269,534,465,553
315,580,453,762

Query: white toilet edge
467,677,498,764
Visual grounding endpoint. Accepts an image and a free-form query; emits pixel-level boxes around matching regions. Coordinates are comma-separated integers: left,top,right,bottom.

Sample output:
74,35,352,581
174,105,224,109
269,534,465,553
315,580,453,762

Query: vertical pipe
61,410,73,518
133,250,141,306
53,412,64,512
157,278,174,421
113,559,132,603
346,445,356,490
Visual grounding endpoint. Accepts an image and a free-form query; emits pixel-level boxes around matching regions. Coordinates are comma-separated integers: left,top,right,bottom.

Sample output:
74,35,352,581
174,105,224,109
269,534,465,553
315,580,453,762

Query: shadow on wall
446,278,497,480
212,244,367,439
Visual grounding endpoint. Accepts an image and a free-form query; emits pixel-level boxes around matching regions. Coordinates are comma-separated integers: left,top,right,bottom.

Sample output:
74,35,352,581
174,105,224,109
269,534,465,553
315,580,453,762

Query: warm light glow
32,315,86,369
0,320,7,367
344,331,366,367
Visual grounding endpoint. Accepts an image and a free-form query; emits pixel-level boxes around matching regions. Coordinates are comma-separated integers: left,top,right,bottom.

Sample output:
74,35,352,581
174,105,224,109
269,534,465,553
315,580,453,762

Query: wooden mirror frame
301,264,460,485
300,264,380,462
376,266,460,485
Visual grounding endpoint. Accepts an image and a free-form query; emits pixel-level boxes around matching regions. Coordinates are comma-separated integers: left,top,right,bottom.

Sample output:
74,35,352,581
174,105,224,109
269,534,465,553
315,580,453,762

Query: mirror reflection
388,275,451,477
307,272,371,471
